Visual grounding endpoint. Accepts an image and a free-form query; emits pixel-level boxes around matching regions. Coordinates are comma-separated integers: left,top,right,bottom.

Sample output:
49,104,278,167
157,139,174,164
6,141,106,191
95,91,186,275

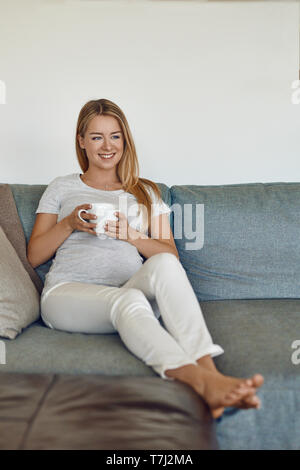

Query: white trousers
41,252,224,380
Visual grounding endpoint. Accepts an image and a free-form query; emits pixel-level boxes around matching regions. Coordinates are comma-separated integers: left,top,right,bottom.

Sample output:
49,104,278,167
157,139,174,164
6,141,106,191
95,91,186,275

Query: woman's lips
98,153,115,160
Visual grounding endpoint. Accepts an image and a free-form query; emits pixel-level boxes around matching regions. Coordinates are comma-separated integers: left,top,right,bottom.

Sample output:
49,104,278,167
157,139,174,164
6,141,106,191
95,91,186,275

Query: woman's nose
101,138,113,150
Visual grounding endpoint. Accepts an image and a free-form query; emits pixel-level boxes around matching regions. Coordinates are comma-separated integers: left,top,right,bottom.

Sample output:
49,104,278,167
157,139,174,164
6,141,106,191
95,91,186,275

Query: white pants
41,252,224,380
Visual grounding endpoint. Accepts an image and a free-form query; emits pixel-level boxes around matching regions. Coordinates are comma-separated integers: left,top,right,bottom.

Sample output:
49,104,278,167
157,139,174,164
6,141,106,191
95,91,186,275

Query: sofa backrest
10,184,53,285
171,183,300,301
9,181,300,301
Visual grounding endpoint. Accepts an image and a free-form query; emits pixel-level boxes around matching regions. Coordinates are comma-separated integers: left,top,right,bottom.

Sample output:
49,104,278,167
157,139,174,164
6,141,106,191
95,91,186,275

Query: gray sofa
1,180,300,450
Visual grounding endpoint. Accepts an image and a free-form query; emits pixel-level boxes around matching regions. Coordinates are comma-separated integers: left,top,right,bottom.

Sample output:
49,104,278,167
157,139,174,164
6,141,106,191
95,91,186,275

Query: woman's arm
128,213,179,259
27,213,73,268
27,203,97,268
128,230,179,259
106,212,179,260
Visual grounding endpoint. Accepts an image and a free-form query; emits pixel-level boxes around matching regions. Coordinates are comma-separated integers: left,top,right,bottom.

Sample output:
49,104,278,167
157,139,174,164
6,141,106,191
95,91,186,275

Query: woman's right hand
65,204,98,235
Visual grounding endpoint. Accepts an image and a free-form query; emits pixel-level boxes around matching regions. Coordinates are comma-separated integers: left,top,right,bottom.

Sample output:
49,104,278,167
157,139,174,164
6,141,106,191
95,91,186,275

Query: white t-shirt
36,173,171,299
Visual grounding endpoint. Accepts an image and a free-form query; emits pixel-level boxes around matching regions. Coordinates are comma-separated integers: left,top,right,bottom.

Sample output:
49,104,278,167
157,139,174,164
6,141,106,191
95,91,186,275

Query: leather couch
0,372,217,450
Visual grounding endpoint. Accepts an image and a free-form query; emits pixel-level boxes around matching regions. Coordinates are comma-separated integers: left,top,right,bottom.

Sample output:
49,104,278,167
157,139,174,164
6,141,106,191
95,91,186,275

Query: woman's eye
92,136,120,140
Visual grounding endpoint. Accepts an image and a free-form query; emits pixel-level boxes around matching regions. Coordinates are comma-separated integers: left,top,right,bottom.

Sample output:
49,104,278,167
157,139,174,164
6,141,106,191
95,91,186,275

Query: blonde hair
76,98,163,233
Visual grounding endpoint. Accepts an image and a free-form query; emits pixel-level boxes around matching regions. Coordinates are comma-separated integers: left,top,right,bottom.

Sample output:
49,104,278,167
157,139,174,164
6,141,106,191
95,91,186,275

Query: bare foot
233,374,264,411
191,366,264,419
195,356,264,417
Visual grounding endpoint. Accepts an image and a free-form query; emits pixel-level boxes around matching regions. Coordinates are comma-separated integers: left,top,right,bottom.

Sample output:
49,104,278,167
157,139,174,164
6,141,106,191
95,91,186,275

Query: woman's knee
144,252,181,275
41,299,57,329
41,312,55,329
110,287,153,329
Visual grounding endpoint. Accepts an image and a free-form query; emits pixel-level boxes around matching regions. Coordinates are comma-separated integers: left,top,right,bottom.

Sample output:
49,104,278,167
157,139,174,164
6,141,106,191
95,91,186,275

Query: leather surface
0,373,218,450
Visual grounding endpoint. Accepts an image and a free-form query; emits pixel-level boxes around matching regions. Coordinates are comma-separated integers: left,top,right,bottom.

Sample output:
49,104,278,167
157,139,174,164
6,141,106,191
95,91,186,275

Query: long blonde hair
76,98,162,233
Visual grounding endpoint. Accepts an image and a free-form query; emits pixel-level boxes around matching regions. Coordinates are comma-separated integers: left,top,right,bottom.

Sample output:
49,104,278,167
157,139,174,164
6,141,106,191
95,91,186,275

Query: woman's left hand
104,212,136,242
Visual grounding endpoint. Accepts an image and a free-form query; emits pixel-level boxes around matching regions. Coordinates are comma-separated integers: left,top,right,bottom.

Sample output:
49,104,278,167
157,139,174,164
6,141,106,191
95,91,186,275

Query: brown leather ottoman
0,373,218,450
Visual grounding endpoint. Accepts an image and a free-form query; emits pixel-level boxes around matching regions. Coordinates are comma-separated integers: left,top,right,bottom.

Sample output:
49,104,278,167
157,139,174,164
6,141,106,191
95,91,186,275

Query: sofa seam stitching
18,374,58,450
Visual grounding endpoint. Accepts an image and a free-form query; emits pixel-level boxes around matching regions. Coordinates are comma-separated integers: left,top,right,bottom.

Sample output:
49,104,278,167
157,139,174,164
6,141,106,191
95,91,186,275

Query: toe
225,388,249,405
212,407,225,419
245,374,264,389
238,394,262,410
252,374,264,388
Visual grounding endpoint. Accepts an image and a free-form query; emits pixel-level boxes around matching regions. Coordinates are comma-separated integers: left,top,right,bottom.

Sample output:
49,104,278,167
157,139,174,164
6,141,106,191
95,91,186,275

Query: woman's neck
80,172,123,191
82,169,121,185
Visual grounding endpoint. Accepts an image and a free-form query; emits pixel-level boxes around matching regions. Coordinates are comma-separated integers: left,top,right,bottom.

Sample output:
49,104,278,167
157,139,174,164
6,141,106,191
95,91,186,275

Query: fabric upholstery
171,183,300,300
0,226,40,339
0,297,297,379
202,298,300,450
0,184,43,294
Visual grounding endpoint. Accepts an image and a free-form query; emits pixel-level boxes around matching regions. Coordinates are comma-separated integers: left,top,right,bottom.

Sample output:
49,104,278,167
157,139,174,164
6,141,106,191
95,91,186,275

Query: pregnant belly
53,238,144,286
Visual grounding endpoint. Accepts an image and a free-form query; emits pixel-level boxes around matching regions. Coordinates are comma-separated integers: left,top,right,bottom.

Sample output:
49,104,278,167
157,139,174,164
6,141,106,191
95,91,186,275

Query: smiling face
78,114,124,175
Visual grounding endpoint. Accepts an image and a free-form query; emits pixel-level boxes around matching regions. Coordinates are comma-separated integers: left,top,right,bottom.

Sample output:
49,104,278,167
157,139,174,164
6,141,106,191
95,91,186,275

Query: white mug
78,203,118,235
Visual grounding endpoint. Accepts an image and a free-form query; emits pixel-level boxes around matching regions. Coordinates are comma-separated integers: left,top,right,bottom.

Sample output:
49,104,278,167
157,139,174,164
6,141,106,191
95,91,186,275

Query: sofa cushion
0,297,298,381
0,319,157,375
171,183,300,301
0,184,43,294
201,297,300,450
9,184,53,285
0,226,40,339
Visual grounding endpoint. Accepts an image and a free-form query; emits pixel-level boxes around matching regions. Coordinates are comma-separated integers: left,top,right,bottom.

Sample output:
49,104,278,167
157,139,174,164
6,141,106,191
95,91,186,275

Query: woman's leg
122,253,264,417
40,281,199,378
122,252,224,362
41,266,263,417
41,282,119,334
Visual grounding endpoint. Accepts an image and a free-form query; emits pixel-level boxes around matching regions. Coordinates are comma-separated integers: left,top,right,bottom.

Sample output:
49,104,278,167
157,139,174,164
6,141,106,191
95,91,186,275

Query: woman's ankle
196,354,218,372
164,363,200,386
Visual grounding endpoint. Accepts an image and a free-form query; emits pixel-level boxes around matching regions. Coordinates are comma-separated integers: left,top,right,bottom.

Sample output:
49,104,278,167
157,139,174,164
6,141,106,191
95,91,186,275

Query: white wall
0,0,299,186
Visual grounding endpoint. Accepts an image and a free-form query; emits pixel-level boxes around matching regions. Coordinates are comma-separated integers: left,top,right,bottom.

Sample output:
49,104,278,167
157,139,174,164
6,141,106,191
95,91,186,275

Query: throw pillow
0,226,40,339
0,184,43,294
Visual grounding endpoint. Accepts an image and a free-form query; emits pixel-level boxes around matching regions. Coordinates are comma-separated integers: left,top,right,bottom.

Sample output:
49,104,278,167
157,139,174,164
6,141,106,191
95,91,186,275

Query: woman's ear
77,134,85,149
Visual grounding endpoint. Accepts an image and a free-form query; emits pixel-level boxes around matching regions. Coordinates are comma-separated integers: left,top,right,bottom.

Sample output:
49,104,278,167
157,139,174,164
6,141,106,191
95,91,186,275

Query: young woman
27,98,264,419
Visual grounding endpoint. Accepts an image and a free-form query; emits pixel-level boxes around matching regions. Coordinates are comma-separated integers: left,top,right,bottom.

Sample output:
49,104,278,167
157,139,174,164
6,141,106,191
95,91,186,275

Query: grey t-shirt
36,173,171,299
